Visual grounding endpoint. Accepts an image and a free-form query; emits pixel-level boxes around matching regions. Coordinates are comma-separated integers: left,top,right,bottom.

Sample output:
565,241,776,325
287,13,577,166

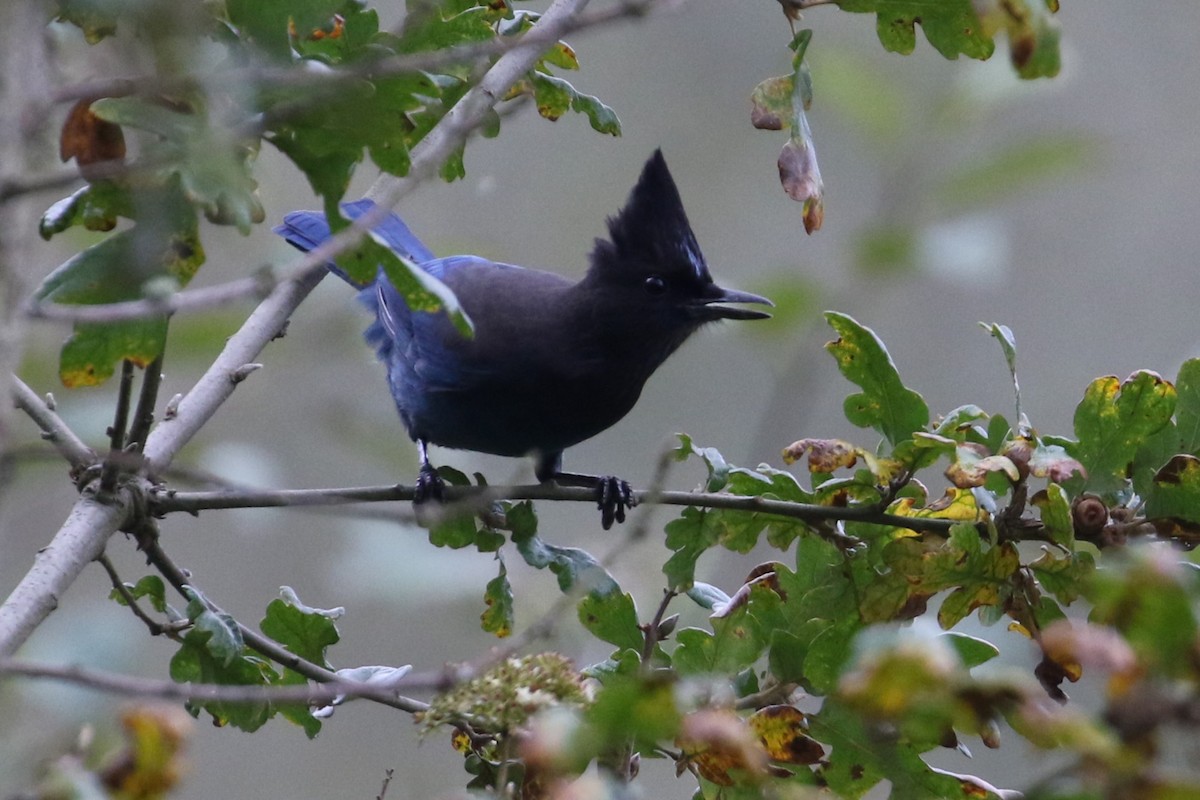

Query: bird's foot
414,462,446,506
596,475,636,530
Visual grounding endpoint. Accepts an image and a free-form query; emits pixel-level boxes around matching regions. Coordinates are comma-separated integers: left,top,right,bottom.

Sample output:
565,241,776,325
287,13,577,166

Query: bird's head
586,150,773,325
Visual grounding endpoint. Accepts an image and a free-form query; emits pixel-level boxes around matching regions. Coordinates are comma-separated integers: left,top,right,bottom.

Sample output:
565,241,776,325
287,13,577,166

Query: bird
275,150,772,528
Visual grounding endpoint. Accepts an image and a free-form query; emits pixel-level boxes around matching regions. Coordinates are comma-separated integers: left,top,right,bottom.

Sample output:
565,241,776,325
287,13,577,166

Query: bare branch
149,481,960,537
0,657,421,707
0,496,129,657
10,374,97,471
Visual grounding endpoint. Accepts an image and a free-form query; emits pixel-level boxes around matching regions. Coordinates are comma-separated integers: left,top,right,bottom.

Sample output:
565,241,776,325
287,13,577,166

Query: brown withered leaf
778,136,823,234
61,98,126,171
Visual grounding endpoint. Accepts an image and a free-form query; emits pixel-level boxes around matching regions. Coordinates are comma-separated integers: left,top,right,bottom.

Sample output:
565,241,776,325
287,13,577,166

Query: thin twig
126,354,164,451
0,657,418,706
10,374,96,471
97,553,174,638
99,360,135,496
640,589,677,667
376,769,395,800
150,482,965,537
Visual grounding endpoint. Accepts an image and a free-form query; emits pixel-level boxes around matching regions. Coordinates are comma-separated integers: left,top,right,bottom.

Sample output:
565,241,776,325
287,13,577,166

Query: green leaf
674,581,777,675
940,632,1000,669
109,575,169,614
1086,550,1199,678
825,311,929,447
34,181,204,386
513,526,641,648
169,587,280,733
858,524,1019,627
527,73,621,136
1070,371,1177,494
813,698,988,799
257,587,340,738
169,643,275,733
481,561,514,637
40,182,133,239
673,433,730,492
1032,482,1074,549
183,587,244,666
396,3,496,54
835,0,995,61
428,510,479,549
1175,359,1200,453
1028,549,1094,606
663,507,718,591
586,675,681,750
1145,454,1200,533
90,97,265,233
259,587,342,669
577,588,642,652
227,0,346,60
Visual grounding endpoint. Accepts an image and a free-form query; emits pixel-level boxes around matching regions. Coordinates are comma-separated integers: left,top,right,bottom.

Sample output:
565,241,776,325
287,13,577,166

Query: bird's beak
694,284,774,321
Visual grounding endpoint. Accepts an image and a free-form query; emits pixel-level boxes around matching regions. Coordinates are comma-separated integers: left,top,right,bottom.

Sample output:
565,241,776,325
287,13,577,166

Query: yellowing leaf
748,705,824,764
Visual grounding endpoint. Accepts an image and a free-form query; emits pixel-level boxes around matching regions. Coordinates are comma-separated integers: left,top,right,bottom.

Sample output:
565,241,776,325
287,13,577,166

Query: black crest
589,150,712,284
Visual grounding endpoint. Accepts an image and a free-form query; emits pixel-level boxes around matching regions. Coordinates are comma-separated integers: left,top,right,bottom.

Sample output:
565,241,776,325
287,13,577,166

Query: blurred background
3,0,1200,796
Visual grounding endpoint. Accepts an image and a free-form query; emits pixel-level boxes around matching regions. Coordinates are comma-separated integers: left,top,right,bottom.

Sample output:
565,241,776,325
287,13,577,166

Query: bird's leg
414,439,445,505
536,453,636,530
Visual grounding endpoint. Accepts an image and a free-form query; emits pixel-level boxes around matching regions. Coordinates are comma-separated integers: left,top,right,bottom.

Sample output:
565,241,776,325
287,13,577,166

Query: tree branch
149,481,962,537
10,374,96,471
0,657,420,707
0,496,130,657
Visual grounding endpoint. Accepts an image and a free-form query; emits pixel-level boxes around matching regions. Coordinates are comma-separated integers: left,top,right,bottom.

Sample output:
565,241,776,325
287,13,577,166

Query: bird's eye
644,275,667,295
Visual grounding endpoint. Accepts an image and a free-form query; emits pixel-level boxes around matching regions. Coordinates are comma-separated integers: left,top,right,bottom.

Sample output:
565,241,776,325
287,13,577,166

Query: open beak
694,284,774,321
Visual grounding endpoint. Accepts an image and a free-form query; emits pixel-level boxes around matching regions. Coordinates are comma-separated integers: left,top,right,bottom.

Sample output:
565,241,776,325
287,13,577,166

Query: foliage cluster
12,1,1200,800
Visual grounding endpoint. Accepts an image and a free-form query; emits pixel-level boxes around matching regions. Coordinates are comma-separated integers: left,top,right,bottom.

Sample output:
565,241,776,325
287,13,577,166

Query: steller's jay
275,150,771,528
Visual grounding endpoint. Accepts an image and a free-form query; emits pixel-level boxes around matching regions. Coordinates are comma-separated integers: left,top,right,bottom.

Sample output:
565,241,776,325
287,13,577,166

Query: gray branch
0,657,427,709
10,375,96,471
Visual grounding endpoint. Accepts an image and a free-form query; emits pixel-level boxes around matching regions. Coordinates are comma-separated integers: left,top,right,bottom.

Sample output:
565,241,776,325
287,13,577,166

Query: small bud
656,613,679,640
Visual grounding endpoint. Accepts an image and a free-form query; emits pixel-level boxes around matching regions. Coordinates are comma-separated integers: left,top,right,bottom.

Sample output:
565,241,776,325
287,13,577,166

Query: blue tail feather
273,199,436,289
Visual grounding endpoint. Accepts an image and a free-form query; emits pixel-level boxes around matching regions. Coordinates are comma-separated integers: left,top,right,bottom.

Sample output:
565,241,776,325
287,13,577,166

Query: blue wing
274,201,502,436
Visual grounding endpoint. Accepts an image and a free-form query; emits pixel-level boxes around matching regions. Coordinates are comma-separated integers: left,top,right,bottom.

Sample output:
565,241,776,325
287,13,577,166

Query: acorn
1071,494,1108,539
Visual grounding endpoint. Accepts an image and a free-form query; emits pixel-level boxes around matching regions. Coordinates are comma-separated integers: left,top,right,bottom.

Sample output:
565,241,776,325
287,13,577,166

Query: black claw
596,475,635,530
414,462,445,505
